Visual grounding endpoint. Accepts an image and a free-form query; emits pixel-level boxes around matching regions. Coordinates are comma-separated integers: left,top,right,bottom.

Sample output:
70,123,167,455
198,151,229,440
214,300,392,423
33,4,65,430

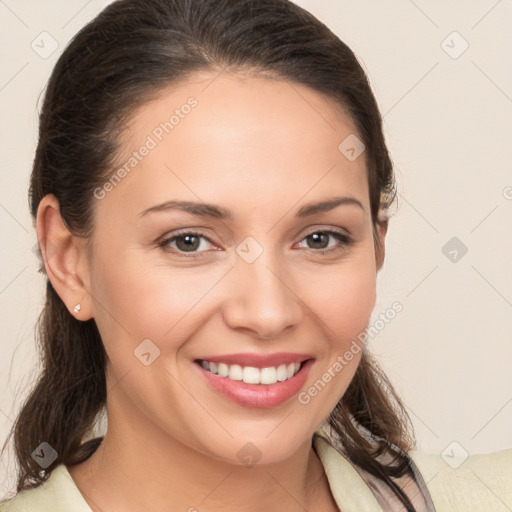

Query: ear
375,216,388,272
36,194,93,320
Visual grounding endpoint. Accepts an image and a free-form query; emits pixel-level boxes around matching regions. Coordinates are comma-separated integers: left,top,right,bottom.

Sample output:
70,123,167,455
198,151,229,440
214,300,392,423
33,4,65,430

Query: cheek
88,244,230,352
301,253,377,346
296,249,376,406
90,230,377,360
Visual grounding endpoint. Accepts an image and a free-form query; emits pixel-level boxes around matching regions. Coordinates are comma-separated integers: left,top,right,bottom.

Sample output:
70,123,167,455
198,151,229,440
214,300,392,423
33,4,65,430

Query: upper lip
196,352,313,368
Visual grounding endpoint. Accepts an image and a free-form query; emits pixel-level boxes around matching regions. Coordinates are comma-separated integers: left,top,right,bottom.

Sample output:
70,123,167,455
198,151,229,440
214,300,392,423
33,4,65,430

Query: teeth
276,364,288,382
218,362,229,377
200,360,303,385
242,366,260,384
228,364,243,381
260,366,277,385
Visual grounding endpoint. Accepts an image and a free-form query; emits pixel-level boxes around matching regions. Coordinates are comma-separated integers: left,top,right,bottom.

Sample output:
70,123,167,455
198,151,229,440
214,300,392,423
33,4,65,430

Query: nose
222,255,303,341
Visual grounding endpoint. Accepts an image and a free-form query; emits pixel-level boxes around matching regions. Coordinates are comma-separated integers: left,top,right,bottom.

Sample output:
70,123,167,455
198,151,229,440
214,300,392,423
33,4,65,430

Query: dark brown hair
3,0,419,509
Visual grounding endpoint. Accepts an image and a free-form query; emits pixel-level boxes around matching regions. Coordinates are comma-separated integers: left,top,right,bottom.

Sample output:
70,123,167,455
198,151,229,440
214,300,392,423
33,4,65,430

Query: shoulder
0,465,92,512
409,448,512,512
314,429,512,512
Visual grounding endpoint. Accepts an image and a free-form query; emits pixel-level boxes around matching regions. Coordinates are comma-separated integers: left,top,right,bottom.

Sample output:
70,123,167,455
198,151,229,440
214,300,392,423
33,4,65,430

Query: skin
38,71,387,511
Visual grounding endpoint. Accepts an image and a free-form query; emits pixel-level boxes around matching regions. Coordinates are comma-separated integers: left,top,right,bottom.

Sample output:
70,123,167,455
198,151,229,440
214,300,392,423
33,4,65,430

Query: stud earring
73,304,81,314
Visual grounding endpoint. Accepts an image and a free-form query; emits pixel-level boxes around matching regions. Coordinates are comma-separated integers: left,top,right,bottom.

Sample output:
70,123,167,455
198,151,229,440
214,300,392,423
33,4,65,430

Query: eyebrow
138,196,365,219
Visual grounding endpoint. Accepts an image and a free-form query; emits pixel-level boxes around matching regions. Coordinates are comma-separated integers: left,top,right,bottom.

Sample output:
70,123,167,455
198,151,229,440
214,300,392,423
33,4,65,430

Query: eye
159,230,216,256
158,228,354,258
296,229,353,254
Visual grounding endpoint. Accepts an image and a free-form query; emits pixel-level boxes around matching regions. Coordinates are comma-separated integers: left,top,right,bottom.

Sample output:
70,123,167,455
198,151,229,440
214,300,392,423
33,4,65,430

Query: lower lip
195,359,314,408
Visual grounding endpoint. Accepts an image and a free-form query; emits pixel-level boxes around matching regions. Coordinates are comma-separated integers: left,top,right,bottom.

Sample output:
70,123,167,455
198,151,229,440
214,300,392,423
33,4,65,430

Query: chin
199,427,313,468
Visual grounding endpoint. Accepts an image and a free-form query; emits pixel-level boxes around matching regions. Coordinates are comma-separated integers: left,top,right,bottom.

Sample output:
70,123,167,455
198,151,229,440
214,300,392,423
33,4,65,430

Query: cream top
1,432,511,511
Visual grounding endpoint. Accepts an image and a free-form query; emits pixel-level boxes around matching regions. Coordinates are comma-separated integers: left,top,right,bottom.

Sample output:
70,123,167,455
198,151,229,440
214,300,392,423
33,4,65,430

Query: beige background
1,0,511,494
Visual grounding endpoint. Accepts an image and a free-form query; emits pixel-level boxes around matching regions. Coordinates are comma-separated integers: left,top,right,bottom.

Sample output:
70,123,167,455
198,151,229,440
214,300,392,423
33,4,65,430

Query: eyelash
158,228,354,259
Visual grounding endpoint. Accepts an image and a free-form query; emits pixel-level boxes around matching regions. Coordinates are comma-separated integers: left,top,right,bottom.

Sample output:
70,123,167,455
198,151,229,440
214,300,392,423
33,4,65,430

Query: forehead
101,71,369,220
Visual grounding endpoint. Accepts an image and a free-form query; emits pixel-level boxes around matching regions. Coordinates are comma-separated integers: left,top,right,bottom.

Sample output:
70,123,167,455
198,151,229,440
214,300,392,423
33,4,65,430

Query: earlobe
36,194,92,320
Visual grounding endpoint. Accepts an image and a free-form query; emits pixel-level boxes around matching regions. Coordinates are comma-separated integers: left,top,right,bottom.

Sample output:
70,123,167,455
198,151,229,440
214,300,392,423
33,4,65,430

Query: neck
68,397,332,511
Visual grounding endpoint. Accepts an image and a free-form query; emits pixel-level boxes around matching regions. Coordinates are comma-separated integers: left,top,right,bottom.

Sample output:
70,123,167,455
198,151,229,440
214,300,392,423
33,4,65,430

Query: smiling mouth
195,359,307,385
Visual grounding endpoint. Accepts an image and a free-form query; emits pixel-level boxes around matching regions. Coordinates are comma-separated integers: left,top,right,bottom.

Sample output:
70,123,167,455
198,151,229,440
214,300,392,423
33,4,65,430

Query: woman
1,1,507,511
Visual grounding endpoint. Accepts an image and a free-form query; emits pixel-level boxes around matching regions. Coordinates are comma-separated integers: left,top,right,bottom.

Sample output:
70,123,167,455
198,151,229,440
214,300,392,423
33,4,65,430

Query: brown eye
159,231,215,255
297,230,353,253
175,234,201,252
305,232,330,250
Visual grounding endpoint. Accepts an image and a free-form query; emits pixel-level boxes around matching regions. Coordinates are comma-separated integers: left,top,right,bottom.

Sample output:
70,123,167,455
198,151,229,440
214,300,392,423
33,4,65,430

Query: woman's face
86,71,383,465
